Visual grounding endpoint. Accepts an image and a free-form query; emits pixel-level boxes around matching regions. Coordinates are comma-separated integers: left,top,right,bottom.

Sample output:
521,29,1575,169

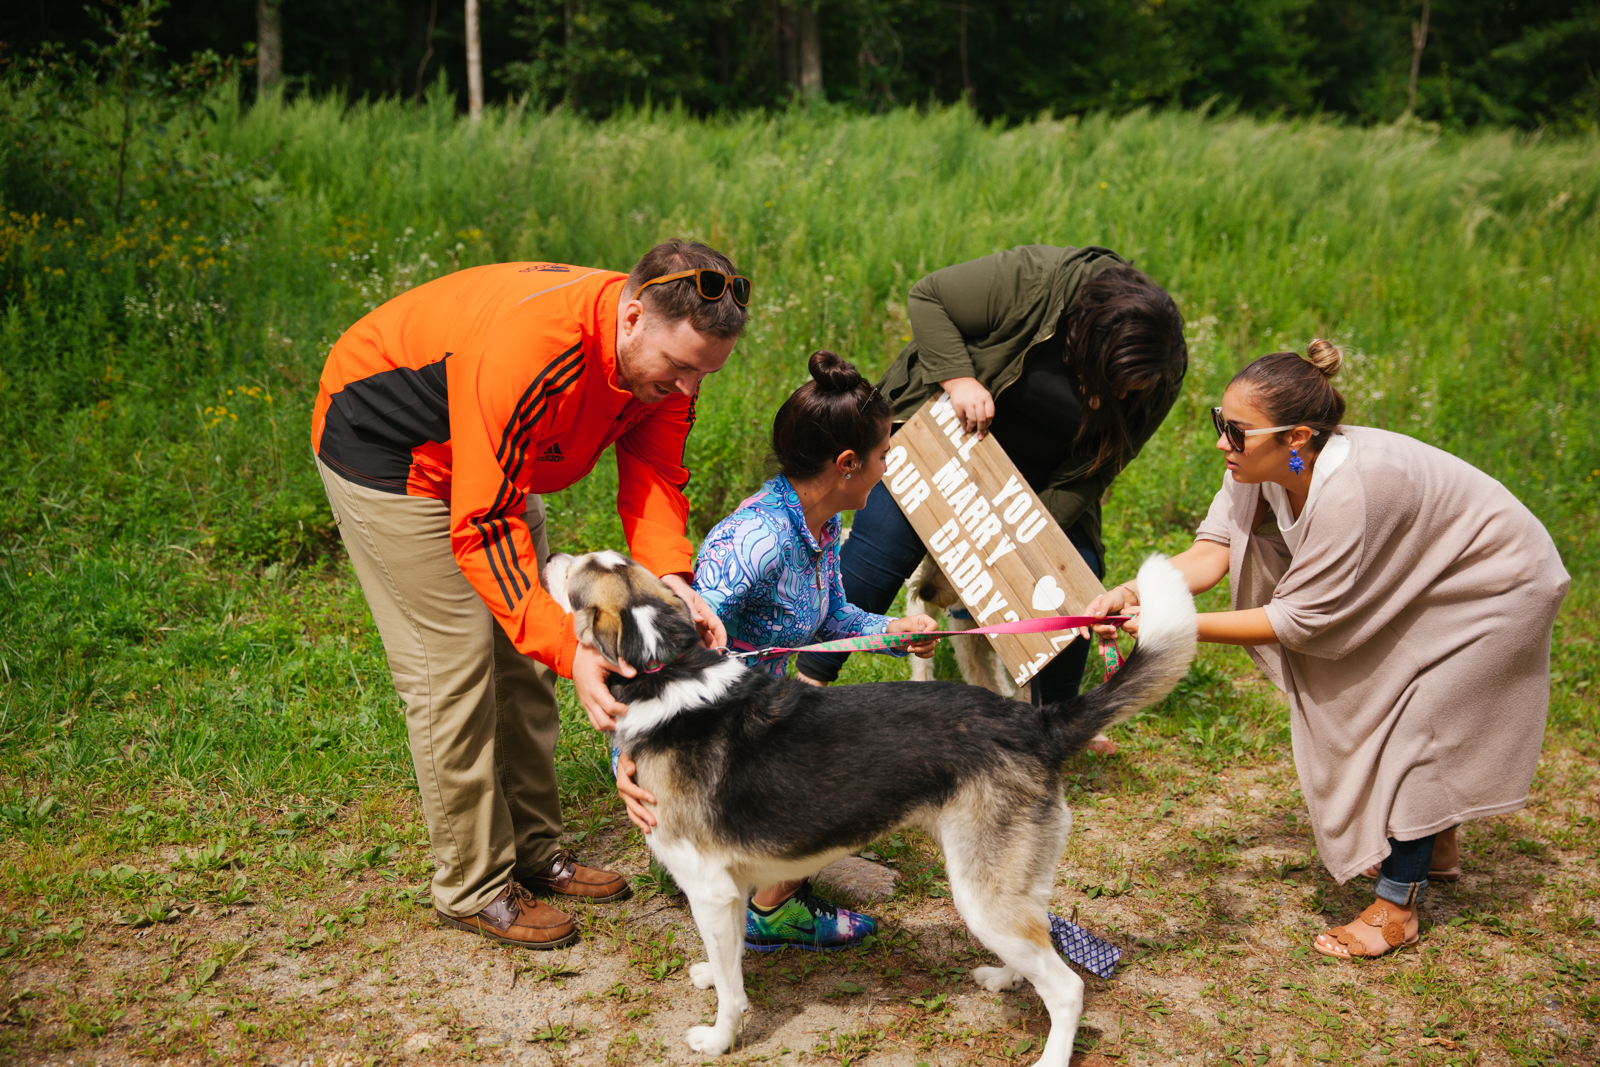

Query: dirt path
4,746,1598,1066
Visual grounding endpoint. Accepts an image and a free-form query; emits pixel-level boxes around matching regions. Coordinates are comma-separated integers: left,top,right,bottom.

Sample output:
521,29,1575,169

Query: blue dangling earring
1288,448,1305,475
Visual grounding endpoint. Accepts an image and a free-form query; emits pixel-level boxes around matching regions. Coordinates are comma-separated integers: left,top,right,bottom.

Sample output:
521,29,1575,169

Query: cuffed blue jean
796,482,1104,705
1375,833,1437,907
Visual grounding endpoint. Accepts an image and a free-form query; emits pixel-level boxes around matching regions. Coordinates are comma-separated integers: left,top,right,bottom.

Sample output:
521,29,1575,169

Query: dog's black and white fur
545,549,1196,1066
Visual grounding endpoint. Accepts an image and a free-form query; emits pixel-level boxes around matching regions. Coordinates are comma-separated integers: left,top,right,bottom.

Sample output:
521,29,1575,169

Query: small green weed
0,795,59,833
525,1019,589,1049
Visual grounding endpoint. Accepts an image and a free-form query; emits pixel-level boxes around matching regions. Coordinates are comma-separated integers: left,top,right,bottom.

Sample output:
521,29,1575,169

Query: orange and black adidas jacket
312,263,698,678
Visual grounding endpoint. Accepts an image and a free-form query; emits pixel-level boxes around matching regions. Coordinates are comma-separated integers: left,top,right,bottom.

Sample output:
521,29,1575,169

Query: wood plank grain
882,392,1105,687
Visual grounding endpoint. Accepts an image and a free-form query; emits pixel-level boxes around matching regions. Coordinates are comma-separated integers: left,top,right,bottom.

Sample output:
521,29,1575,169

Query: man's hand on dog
573,643,635,731
572,574,725,732
887,614,941,657
615,753,656,833
662,573,726,650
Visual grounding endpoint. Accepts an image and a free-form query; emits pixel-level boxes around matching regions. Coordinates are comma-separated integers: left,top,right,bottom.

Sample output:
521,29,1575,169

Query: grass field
0,93,1597,1065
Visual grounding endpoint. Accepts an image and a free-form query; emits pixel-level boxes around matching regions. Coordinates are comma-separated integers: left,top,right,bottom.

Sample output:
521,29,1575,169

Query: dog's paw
689,961,715,990
686,1025,732,1055
973,965,1026,992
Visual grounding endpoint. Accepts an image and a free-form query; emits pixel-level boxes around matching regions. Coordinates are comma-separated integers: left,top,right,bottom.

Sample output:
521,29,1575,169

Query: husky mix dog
545,551,1196,1066
905,552,1027,697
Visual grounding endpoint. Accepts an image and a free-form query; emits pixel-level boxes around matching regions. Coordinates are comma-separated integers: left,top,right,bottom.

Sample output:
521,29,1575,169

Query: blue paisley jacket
693,475,898,676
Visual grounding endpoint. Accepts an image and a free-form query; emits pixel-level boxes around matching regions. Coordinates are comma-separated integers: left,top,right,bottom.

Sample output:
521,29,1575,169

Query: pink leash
726,614,1129,681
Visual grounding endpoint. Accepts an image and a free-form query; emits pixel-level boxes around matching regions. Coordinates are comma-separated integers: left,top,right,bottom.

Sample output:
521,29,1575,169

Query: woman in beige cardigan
1086,341,1569,959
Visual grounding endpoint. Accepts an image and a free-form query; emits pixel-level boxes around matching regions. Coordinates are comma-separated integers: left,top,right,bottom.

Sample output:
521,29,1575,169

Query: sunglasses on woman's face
634,268,752,307
1211,407,1293,453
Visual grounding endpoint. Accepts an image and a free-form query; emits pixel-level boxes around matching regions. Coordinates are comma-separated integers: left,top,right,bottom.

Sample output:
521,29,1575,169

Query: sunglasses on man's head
1211,407,1293,453
635,268,752,307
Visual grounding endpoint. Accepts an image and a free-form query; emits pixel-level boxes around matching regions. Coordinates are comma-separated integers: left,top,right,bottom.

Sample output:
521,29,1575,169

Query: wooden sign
883,392,1106,688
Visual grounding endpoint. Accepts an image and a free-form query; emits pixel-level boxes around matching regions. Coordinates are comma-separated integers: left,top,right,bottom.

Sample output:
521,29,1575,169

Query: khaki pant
317,457,562,917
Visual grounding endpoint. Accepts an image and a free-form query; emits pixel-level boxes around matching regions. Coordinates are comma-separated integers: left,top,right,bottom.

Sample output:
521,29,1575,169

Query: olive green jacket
877,244,1183,560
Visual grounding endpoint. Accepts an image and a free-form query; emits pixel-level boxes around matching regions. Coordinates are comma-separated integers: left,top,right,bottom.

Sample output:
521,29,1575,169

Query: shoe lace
505,880,537,909
546,848,577,875
788,879,839,919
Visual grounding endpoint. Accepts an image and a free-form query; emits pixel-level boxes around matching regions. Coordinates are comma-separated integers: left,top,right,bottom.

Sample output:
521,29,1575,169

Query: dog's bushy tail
1048,554,1197,756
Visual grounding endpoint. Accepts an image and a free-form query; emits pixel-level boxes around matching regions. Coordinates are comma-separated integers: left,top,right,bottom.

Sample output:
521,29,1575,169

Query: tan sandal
1086,733,1119,756
1313,901,1419,960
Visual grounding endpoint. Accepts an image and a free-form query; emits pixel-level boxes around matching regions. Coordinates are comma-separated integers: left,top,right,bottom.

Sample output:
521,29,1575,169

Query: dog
545,549,1196,1066
905,552,1025,697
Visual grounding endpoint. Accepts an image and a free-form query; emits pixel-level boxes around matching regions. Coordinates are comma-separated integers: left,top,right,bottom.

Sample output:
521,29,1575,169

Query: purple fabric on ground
1049,913,1121,979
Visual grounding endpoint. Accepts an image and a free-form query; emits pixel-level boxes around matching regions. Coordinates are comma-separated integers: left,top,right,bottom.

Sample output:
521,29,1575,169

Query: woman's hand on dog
661,573,727,650
1081,584,1141,640
573,643,635,731
887,614,941,658
615,753,657,833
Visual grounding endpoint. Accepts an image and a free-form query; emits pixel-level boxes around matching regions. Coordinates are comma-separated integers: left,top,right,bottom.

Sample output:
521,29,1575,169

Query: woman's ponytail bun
1305,339,1344,379
808,349,863,394
772,350,893,480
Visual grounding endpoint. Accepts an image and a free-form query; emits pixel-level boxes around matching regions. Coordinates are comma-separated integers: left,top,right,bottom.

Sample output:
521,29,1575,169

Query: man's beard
613,332,667,404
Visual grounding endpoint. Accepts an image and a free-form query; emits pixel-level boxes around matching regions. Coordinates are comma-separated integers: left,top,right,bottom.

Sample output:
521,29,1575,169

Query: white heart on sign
1032,575,1067,612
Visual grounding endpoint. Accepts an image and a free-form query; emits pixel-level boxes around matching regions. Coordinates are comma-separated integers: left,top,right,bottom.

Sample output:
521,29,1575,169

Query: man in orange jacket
313,240,741,948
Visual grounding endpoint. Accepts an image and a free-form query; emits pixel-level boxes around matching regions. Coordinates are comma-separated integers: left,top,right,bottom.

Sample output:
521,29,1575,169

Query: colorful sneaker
744,880,877,952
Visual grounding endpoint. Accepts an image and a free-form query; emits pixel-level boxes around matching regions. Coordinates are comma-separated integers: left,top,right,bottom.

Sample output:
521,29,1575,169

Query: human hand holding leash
573,643,635,731
1082,583,1140,640
886,613,940,657
615,753,657,834
661,573,726,650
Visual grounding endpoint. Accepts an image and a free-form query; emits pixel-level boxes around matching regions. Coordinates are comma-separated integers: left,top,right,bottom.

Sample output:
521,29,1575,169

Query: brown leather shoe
437,881,578,949
519,849,632,902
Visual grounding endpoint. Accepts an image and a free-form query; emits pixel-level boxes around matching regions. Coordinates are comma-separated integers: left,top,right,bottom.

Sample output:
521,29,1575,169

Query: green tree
1167,0,1318,111
498,0,691,113
0,0,236,224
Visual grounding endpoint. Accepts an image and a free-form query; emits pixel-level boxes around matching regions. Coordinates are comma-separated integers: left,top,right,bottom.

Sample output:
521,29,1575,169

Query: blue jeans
796,482,1104,705
1376,833,1437,907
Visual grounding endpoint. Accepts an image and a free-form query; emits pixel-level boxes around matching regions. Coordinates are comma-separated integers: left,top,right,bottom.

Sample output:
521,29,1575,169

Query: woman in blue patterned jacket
619,349,939,952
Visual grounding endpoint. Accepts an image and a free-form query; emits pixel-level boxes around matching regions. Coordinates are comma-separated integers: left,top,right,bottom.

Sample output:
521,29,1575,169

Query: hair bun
807,349,863,394
1305,339,1344,379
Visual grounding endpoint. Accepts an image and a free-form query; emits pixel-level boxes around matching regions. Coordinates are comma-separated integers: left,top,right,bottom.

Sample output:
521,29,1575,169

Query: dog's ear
574,605,626,667
657,584,696,626
544,554,574,612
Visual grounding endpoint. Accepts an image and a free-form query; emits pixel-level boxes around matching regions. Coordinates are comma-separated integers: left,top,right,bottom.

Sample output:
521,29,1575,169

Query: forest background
0,1,1597,1063
3,0,1599,129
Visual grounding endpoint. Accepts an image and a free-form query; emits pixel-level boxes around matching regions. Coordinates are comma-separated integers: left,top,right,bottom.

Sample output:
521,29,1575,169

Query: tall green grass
1,91,1596,826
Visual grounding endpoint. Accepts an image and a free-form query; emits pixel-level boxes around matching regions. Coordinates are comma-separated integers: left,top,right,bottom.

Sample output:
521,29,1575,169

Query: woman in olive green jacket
796,245,1187,707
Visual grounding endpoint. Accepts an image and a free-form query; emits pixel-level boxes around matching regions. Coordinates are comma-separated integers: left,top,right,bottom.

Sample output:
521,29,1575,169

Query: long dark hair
1060,265,1187,474
1229,339,1347,453
771,350,892,481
